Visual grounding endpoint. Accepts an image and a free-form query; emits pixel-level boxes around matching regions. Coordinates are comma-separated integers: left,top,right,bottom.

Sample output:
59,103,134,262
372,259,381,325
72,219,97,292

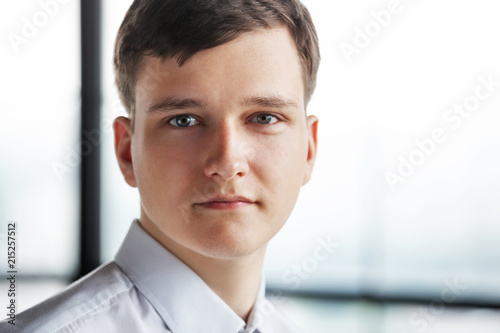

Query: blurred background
1,0,499,332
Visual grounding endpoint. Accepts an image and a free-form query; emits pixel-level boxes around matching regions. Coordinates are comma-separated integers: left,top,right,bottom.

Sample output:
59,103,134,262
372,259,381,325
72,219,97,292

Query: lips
195,195,255,210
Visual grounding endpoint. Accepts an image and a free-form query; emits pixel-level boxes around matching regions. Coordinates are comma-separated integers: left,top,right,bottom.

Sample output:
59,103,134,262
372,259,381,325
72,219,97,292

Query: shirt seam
115,256,182,332
50,286,133,333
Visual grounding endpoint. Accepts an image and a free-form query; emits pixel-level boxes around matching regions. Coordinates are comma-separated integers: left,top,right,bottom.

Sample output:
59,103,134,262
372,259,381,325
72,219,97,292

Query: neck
139,217,266,322
186,247,266,322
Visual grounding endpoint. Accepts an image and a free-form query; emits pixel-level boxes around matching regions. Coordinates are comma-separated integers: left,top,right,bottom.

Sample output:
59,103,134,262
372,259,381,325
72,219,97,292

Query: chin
191,225,268,259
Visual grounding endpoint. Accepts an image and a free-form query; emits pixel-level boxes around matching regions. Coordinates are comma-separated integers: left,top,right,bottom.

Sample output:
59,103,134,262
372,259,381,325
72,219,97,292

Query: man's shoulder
0,261,137,333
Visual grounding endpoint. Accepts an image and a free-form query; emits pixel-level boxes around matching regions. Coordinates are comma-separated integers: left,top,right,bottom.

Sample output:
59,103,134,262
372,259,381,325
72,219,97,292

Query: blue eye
169,115,199,127
251,114,278,125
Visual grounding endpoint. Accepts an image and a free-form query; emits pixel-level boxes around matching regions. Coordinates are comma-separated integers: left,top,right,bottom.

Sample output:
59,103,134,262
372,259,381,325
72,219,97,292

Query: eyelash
167,114,200,128
165,113,283,128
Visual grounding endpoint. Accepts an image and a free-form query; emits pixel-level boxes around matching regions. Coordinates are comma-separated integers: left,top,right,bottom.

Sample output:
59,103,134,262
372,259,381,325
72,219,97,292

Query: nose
203,122,250,181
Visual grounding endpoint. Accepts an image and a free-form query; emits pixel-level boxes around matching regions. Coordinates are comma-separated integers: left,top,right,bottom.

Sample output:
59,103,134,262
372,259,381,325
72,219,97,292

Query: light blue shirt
0,220,303,333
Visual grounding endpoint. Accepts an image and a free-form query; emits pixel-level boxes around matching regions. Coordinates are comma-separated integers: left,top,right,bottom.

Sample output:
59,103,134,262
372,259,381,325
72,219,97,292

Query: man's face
114,27,318,259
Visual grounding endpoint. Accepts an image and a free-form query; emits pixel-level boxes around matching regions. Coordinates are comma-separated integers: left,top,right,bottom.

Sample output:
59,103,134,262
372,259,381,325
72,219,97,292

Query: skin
113,27,318,322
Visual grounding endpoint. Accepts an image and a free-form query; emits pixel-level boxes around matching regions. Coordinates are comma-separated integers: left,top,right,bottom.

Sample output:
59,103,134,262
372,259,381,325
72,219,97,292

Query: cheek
253,133,307,208
133,134,200,208
261,128,307,174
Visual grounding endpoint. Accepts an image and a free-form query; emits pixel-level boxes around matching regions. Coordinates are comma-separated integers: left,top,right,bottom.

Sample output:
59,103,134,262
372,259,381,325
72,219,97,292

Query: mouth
195,196,255,210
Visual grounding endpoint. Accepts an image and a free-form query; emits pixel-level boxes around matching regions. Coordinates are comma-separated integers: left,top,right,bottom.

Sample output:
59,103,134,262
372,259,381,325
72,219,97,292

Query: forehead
134,27,305,111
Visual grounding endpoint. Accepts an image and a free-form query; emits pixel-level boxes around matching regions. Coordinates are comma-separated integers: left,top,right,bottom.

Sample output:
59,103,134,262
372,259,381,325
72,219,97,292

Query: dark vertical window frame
78,0,102,278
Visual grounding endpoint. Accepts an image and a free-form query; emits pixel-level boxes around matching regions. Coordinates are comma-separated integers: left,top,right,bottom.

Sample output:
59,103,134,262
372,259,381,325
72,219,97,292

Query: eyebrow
146,97,206,114
146,95,300,114
243,95,300,111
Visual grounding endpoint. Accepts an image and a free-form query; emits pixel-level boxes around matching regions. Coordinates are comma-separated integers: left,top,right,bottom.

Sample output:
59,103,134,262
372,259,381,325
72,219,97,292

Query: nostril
204,152,249,181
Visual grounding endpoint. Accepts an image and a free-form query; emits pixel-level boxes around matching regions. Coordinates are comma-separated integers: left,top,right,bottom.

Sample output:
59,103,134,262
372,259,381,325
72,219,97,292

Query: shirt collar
115,220,263,333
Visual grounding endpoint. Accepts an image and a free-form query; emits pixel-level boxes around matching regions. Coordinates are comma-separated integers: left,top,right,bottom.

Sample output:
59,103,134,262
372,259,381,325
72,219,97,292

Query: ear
113,116,137,187
302,115,319,186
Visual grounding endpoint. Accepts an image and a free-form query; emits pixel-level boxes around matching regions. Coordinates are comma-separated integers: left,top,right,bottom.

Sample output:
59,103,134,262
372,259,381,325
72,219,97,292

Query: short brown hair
114,0,320,120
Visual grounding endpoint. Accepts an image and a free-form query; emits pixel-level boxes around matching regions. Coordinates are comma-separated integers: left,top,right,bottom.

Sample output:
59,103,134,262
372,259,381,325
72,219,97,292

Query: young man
1,0,319,331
